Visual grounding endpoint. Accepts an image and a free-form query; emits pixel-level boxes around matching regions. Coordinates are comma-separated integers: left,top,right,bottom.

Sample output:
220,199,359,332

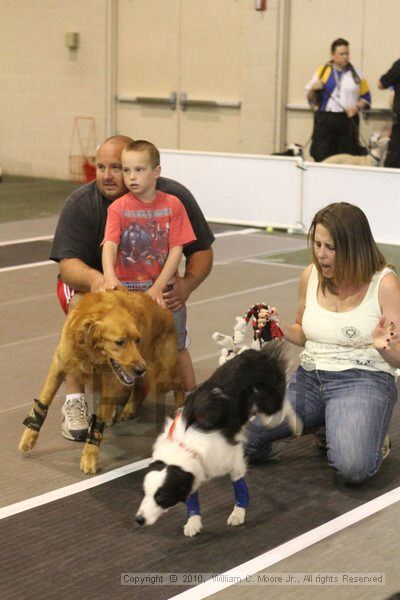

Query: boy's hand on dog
146,285,167,309
104,274,121,291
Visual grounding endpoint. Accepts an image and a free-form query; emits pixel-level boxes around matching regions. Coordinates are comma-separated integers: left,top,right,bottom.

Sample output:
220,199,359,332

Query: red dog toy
243,303,284,347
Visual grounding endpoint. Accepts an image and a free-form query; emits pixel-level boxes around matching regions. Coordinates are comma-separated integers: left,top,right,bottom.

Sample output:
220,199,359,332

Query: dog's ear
75,317,102,347
157,466,194,506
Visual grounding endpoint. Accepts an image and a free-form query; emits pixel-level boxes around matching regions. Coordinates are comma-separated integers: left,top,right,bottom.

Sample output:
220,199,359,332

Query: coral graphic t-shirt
102,191,196,290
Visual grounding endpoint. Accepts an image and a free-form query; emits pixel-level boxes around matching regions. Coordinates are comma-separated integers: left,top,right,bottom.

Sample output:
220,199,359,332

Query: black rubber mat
2,410,400,600
0,223,245,269
0,240,53,268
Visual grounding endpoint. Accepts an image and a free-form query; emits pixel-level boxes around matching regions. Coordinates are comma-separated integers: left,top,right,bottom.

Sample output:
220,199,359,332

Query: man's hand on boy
163,277,190,311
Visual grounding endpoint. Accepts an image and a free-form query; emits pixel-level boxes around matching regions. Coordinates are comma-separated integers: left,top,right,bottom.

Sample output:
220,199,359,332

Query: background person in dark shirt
379,59,400,168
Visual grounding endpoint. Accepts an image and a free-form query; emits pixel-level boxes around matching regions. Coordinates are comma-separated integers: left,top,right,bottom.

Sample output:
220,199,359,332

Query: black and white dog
135,343,299,536
272,143,304,158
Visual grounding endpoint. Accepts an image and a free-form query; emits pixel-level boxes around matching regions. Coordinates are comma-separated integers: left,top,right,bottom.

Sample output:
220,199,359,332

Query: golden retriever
322,133,389,166
18,289,184,474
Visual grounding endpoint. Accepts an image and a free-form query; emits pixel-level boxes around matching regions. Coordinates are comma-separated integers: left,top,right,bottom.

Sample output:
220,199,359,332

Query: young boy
102,140,196,373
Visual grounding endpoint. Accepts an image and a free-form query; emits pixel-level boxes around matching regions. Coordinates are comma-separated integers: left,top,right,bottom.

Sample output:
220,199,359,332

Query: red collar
166,411,205,473
167,410,182,440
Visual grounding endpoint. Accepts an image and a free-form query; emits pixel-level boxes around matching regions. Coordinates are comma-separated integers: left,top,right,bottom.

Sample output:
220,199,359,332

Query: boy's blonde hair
123,140,160,169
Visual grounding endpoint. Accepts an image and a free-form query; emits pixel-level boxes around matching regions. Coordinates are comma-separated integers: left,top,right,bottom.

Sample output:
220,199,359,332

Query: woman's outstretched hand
373,316,398,351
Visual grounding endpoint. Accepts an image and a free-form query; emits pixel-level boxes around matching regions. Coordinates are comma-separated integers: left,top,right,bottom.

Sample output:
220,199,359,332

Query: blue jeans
245,366,397,484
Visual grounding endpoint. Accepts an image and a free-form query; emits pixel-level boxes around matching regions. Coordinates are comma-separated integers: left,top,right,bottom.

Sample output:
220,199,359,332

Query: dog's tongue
109,358,137,386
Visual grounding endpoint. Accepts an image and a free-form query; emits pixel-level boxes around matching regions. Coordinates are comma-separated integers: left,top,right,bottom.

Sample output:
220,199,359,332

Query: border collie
135,343,299,536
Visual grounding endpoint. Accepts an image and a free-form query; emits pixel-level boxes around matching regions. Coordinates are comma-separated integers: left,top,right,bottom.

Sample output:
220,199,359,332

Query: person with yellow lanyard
305,38,371,162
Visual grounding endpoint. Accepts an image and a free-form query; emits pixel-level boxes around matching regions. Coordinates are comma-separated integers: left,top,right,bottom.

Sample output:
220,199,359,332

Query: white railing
160,150,303,230
160,149,400,245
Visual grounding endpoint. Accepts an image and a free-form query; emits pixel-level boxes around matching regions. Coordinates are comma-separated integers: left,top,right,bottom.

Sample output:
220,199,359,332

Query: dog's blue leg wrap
186,491,201,516
233,478,249,509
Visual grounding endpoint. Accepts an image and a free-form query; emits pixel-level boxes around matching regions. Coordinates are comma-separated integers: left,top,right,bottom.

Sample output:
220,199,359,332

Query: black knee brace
86,414,106,447
23,399,49,431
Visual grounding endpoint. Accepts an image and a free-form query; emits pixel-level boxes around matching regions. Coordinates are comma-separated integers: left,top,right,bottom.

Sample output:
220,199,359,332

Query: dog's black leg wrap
86,414,106,447
23,399,49,431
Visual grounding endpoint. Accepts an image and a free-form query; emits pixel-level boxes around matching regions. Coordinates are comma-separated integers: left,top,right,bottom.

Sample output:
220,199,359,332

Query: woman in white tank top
246,202,400,485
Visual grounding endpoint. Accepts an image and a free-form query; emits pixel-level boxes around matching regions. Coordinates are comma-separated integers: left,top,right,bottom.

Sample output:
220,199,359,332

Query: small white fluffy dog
323,132,389,166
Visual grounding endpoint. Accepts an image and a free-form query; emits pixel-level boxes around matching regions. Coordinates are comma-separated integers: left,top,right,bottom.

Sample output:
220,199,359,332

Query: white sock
65,393,85,402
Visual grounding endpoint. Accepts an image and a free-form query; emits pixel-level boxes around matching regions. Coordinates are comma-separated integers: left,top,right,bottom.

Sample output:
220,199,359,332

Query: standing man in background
379,58,400,168
50,135,214,441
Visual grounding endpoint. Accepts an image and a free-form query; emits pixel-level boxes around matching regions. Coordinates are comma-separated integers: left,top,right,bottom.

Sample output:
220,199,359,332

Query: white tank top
300,265,396,375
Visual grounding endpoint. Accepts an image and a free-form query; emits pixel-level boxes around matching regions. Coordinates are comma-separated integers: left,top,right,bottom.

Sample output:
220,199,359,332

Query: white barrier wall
160,151,303,229
160,150,400,245
302,163,400,246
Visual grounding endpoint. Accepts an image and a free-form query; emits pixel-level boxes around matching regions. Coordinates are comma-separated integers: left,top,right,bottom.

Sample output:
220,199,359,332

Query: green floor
265,237,400,272
1,174,400,270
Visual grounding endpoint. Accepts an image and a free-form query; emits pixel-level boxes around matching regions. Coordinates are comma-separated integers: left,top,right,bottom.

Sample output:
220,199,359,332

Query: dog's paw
227,506,246,527
80,444,99,474
18,428,39,453
183,515,203,537
113,402,138,423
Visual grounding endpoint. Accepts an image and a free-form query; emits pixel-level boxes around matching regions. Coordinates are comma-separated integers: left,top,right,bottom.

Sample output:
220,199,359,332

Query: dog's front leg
115,377,148,423
183,491,203,537
19,353,65,453
80,367,122,473
227,478,249,527
80,414,106,474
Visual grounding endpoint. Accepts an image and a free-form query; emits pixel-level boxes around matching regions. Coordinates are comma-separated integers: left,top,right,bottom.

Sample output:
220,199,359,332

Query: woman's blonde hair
308,202,387,294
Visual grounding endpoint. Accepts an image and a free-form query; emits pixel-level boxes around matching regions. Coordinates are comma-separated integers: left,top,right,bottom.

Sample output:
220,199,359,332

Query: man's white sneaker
61,396,90,441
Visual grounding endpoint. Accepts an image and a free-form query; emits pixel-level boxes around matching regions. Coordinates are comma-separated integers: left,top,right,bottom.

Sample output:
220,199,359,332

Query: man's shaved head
96,135,134,200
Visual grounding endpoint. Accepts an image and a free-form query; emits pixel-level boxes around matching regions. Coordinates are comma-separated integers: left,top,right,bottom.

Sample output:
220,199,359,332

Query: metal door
116,0,243,151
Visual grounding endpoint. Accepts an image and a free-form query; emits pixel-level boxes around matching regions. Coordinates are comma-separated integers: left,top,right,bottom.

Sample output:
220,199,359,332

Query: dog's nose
135,515,145,526
134,366,146,377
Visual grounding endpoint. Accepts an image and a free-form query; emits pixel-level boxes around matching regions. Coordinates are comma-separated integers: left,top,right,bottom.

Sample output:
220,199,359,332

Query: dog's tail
250,342,287,412
255,343,302,436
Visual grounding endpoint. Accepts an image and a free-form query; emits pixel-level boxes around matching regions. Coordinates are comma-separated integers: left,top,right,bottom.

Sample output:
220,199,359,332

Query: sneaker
61,396,90,441
246,439,291,464
312,427,327,453
382,434,391,460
